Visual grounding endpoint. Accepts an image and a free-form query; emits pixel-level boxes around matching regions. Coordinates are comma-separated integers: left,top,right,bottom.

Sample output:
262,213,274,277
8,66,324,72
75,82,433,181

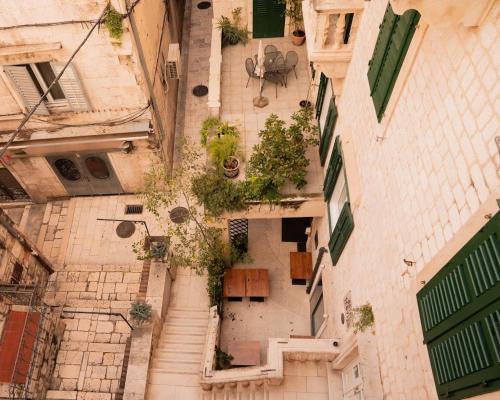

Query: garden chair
264,44,278,54
245,57,259,88
284,51,299,85
264,71,282,98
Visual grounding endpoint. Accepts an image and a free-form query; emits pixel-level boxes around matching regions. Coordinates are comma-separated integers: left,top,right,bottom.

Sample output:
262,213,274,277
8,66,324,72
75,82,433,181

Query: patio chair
284,51,299,84
245,57,259,88
264,44,278,54
264,71,282,98
273,54,287,87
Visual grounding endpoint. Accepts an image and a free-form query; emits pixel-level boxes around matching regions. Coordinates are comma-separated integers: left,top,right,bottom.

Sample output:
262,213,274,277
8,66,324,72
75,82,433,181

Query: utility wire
0,6,109,158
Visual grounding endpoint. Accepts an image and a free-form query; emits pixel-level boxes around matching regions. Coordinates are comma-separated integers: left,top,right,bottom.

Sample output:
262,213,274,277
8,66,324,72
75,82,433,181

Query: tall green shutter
319,97,338,165
368,4,420,121
328,202,354,265
323,136,342,200
315,73,328,119
417,212,500,399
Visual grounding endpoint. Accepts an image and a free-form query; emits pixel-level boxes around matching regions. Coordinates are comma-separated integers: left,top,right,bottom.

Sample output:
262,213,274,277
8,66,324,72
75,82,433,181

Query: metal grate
192,85,208,97
125,204,143,214
228,219,248,242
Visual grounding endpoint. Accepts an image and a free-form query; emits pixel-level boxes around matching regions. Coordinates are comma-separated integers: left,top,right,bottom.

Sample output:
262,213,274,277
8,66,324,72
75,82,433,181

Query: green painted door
253,0,285,38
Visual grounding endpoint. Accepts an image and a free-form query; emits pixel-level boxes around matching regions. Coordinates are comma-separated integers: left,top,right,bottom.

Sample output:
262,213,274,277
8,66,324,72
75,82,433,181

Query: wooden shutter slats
323,136,342,200
315,73,327,119
319,97,338,165
417,212,500,399
51,62,90,112
3,65,49,115
328,201,354,265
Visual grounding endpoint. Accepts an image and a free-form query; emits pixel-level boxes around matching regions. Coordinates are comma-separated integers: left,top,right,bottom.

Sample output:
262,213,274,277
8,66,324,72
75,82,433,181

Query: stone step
151,359,201,373
164,317,209,327
155,341,204,352
153,349,203,362
160,334,205,344
167,308,209,319
164,324,207,335
148,369,200,386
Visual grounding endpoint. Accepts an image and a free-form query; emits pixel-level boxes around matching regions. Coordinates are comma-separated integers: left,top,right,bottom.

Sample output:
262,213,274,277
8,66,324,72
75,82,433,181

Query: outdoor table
223,269,246,299
245,269,270,299
227,340,261,367
290,252,312,284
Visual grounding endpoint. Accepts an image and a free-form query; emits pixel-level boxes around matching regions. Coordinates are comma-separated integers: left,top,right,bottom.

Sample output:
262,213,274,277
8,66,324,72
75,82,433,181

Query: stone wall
311,0,499,398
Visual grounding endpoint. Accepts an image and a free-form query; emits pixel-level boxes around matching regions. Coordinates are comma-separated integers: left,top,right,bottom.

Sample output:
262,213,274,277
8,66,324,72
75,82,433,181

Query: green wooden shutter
319,97,338,165
417,212,500,399
315,73,328,119
368,4,420,121
328,202,354,265
323,136,343,200
253,0,285,38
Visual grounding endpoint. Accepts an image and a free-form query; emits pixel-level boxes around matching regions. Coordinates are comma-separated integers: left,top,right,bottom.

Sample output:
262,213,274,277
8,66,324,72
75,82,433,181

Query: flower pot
292,30,306,46
223,156,240,179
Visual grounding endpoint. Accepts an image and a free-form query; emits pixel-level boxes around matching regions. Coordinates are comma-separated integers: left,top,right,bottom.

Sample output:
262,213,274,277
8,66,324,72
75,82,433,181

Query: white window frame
327,166,347,233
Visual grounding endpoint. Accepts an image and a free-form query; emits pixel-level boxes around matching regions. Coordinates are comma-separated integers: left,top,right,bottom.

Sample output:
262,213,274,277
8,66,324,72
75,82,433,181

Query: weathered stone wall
311,0,499,398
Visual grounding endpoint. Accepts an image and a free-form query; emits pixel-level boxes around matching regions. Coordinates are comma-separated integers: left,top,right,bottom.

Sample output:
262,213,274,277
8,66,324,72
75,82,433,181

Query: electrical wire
29,102,151,128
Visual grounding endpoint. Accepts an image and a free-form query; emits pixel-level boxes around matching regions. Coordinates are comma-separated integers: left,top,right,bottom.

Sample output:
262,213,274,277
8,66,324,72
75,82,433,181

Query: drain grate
192,85,208,97
169,207,189,224
125,204,143,214
197,1,211,9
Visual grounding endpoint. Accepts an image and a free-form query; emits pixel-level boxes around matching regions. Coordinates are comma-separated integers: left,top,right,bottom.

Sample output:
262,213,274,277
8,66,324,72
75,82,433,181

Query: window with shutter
417,211,500,399
315,73,328,119
368,4,420,122
328,201,354,265
323,136,343,200
51,62,90,112
3,66,49,115
319,97,338,165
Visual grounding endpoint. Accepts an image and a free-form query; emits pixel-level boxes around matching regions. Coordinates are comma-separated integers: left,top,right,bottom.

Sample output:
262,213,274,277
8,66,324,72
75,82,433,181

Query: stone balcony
302,0,365,95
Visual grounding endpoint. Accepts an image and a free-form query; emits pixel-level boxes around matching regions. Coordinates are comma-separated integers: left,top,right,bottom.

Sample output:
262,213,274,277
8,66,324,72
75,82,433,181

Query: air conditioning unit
165,43,180,79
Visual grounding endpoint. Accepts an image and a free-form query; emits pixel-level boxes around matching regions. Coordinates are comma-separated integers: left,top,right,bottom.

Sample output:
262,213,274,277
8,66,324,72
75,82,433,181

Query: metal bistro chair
245,57,259,88
284,51,299,85
264,71,281,98
264,44,278,54
273,54,287,87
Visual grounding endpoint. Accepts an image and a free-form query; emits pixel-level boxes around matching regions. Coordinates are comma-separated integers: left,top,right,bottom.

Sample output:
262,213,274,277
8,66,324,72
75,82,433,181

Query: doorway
253,0,285,38
47,152,123,196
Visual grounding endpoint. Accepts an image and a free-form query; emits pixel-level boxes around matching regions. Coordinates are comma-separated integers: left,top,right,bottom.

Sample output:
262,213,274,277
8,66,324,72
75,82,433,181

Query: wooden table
227,340,261,367
245,269,270,298
290,252,312,280
223,269,246,298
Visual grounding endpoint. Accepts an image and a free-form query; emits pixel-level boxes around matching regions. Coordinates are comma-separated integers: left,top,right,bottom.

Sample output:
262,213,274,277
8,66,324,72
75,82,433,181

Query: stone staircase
147,307,209,399
201,382,269,400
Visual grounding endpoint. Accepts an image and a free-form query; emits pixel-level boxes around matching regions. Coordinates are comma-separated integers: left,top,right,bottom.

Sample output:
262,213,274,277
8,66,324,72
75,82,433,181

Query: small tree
130,300,152,325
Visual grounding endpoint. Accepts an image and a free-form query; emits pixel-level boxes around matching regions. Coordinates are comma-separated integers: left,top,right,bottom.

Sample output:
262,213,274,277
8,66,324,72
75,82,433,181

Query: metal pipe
61,309,134,330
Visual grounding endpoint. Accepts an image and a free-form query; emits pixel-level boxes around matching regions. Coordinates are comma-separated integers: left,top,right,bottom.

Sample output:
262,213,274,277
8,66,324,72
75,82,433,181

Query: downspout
124,0,167,161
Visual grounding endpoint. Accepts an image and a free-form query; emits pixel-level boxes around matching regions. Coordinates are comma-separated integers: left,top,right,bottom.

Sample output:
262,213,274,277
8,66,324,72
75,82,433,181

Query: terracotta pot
292,30,306,46
223,156,240,179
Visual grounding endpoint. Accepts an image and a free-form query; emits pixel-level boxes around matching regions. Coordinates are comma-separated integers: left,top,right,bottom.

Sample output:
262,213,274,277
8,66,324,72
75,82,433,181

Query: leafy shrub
130,301,152,325
230,232,251,264
352,303,375,333
208,135,239,168
191,169,246,217
200,117,221,146
217,8,250,46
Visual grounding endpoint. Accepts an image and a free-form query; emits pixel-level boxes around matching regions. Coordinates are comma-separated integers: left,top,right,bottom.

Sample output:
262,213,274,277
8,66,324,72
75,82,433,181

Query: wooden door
253,0,285,38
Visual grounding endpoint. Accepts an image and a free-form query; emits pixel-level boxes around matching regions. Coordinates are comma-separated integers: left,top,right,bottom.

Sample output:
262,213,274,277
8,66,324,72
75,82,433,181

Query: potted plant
129,300,152,326
208,134,240,178
217,8,250,47
277,0,305,46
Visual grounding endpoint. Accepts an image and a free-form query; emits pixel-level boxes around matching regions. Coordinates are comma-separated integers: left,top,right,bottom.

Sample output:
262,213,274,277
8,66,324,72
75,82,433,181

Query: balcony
302,0,365,94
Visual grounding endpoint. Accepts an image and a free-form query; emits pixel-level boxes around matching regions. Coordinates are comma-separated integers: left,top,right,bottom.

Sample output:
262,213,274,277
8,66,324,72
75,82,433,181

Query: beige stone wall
311,0,499,398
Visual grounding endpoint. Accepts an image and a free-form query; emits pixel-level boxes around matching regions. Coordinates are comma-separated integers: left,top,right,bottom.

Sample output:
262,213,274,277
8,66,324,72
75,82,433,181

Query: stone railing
302,0,365,95
207,19,222,116
201,307,340,389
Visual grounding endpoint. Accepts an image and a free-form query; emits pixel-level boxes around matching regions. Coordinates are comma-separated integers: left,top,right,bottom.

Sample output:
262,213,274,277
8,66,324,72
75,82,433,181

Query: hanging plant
104,6,124,40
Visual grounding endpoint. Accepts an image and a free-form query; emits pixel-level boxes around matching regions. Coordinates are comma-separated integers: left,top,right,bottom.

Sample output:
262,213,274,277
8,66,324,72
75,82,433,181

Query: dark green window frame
416,211,500,399
315,73,328,119
323,138,354,265
319,97,338,166
368,3,420,122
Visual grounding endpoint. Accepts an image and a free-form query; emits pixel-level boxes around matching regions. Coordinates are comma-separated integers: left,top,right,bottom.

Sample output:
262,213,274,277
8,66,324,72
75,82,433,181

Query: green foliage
191,169,246,217
200,117,221,146
215,346,233,370
246,110,316,199
276,0,303,31
352,303,375,333
230,233,251,264
104,6,124,40
217,8,250,46
132,236,169,261
208,134,239,168
130,301,152,325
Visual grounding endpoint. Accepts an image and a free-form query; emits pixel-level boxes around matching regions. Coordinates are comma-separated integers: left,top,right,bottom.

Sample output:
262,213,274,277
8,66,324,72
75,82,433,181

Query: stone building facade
0,208,64,400
0,0,184,204
305,0,499,399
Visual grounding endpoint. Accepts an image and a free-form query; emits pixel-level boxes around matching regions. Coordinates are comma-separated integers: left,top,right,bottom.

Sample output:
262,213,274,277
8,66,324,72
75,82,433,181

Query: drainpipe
124,0,167,161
